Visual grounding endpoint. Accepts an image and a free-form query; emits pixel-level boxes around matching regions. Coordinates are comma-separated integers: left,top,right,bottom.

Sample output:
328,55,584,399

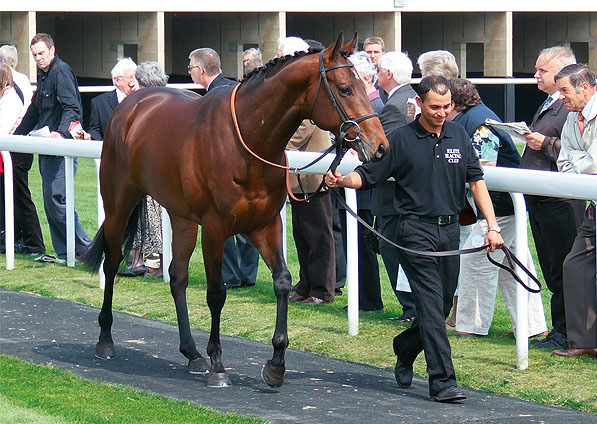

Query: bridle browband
230,49,381,202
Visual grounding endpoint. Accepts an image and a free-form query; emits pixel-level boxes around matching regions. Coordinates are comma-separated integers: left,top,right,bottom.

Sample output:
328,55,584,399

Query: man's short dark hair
554,63,596,92
418,75,450,101
450,78,481,112
31,33,54,49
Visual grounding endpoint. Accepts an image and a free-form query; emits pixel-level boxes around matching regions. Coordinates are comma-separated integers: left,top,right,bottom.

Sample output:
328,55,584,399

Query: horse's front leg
201,226,230,387
169,216,209,374
250,216,291,387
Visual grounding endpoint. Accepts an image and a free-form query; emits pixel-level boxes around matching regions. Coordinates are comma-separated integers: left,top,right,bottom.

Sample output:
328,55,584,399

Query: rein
329,189,542,294
229,50,379,203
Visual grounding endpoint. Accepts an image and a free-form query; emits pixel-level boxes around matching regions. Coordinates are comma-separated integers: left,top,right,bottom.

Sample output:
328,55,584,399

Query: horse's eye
338,85,353,96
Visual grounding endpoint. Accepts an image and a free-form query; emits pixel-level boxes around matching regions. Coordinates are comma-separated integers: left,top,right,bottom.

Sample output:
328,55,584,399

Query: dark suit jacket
372,84,417,216
207,74,236,92
88,90,118,141
520,98,568,172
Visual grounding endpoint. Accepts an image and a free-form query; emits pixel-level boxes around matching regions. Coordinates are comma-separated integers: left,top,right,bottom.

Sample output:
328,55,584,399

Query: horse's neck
238,63,315,153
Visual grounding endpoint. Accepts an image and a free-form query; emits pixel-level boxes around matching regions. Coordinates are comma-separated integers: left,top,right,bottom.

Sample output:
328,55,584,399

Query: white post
65,157,75,267
94,159,105,289
345,187,359,336
162,207,172,284
2,151,14,270
281,201,287,262
511,192,529,370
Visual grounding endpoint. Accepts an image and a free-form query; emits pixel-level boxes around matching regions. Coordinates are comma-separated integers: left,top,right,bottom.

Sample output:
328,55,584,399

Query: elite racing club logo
444,148,461,164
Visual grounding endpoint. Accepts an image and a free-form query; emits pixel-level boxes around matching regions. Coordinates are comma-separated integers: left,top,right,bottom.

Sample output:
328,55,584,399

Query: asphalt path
1,289,595,423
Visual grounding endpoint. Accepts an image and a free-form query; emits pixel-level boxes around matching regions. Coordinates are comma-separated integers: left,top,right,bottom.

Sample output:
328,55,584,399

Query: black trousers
290,192,336,302
393,217,459,396
527,200,578,335
376,214,417,317
562,206,596,348
339,208,383,311
222,234,259,286
0,153,45,253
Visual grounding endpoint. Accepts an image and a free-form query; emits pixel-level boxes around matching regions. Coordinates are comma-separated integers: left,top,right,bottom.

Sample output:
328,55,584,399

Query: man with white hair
242,47,262,75
372,51,418,321
88,57,138,141
417,50,459,80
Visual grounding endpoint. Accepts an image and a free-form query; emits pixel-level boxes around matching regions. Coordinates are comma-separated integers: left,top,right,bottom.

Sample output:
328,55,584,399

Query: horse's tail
81,200,145,273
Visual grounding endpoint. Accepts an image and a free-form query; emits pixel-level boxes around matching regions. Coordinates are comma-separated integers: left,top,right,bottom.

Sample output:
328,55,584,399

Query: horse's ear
324,32,345,59
342,33,358,55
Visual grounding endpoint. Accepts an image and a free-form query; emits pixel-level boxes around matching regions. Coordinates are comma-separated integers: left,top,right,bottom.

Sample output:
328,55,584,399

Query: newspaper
484,118,531,144
28,126,51,138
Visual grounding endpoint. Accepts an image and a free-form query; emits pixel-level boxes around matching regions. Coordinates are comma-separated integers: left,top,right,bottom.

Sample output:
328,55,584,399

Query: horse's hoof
188,357,209,375
206,372,231,388
95,342,117,360
261,360,285,388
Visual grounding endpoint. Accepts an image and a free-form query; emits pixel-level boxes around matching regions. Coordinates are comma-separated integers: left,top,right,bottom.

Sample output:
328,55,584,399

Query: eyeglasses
187,64,201,72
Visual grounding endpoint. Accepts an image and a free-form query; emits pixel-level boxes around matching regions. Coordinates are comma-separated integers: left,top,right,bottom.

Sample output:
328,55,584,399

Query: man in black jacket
14,33,91,260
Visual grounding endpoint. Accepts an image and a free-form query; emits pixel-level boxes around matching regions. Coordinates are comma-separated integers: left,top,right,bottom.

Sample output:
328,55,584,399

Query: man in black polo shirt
325,76,504,403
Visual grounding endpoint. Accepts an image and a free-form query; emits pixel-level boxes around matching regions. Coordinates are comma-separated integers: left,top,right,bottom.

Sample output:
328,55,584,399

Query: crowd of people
0,32,595,403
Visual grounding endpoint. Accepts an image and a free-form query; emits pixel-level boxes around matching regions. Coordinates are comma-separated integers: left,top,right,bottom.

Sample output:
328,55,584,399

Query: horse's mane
241,47,328,84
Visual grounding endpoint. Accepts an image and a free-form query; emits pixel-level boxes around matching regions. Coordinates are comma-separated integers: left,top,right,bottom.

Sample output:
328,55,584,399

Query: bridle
230,49,381,201
308,50,379,169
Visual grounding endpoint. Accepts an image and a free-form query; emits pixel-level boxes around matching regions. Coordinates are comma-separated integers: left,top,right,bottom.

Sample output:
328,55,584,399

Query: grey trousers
39,155,91,259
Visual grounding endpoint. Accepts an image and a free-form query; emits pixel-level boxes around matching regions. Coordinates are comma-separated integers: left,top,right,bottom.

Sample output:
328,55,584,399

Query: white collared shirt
116,87,127,103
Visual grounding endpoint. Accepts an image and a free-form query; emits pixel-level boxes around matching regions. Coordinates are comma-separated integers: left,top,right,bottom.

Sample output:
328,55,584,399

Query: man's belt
400,214,459,226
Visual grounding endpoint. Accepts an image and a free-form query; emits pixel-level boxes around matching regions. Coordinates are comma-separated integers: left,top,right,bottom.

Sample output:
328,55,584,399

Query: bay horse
83,33,388,388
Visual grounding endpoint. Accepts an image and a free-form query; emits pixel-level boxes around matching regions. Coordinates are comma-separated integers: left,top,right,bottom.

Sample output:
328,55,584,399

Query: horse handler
326,75,504,403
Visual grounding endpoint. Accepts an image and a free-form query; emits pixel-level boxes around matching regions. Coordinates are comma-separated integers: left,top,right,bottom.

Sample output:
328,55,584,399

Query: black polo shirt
355,118,483,217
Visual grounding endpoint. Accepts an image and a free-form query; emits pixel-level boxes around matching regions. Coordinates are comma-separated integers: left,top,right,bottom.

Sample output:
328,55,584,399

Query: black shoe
394,356,413,388
531,331,567,349
432,386,466,403
335,287,343,295
241,281,256,287
118,265,148,277
225,282,242,289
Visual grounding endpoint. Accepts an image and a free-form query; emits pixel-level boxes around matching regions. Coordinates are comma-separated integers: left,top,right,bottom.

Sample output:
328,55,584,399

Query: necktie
577,113,585,136
539,96,552,113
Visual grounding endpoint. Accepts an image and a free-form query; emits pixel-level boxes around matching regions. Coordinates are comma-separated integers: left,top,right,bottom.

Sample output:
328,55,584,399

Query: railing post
511,192,529,370
65,157,75,267
281,201,287,262
162,207,172,284
2,151,14,270
94,158,105,289
345,187,359,336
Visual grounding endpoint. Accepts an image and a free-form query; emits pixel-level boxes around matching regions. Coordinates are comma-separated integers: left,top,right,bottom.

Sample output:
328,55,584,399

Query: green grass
1,157,596,418
0,355,265,424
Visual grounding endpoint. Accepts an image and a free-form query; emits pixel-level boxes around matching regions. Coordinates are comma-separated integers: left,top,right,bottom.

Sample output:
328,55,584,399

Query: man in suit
373,51,418,321
88,57,138,141
188,47,258,288
553,64,597,358
363,36,387,103
522,47,580,350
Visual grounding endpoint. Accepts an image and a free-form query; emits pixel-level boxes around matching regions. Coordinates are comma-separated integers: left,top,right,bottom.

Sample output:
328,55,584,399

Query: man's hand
485,230,504,252
524,132,545,151
49,131,64,139
325,170,343,188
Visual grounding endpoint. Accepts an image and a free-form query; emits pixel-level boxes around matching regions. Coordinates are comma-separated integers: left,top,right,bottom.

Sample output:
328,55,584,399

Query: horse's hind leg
169,216,209,374
200,222,230,387
249,216,291,387
95,207,137,359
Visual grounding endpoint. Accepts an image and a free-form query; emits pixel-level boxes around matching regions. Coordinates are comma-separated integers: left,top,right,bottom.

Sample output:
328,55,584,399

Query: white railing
2,134,596,371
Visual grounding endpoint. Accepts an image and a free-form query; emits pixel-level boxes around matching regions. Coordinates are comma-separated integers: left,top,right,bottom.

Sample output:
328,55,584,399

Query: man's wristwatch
488,225,501,233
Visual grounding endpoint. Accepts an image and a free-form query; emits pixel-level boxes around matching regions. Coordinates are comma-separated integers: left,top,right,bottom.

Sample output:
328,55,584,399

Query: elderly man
14,33,91,261
88,57,138,141
188,47,235,91
523,47,580,350
326,76,504,402
373,51,418,321
242,47,262,74
552,64,597,359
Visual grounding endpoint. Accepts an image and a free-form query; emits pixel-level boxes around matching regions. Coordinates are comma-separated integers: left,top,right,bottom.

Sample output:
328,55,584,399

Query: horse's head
308,32,389,163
